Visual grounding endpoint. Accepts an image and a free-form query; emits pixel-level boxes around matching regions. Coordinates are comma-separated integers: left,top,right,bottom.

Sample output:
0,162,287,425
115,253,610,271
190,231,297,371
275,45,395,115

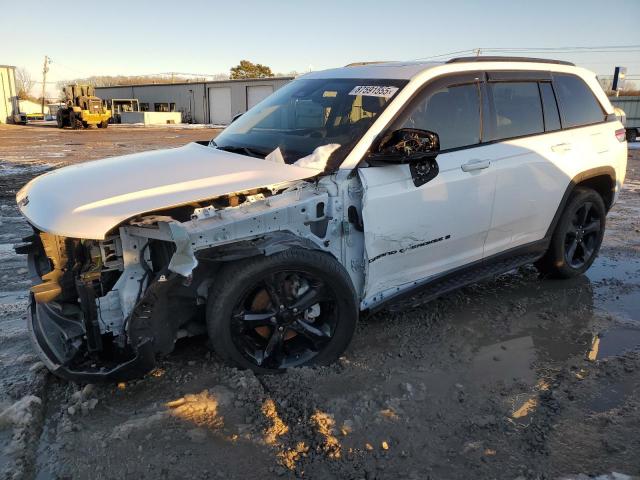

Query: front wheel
537,187,606,278
207,249,358,372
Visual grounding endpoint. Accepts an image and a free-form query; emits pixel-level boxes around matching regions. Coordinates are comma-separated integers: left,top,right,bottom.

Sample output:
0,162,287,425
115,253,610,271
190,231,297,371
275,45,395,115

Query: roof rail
344,61,389,67
446,56,575,66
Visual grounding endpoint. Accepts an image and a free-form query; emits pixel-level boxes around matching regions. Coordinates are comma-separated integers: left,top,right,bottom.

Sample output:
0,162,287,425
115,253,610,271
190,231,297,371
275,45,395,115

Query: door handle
461,159,491,172
551,143,572,153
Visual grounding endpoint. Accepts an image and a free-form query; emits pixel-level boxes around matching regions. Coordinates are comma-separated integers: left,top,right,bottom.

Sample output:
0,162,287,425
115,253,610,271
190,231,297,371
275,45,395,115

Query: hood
17,142,322,239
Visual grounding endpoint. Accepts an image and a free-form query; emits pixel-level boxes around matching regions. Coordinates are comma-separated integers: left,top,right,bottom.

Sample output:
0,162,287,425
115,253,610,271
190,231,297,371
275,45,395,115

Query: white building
0,65,18,124
96,77,293,125
19,99,49,115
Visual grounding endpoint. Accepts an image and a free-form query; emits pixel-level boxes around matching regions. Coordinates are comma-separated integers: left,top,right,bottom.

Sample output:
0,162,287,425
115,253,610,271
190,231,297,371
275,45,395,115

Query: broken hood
17,142,322,239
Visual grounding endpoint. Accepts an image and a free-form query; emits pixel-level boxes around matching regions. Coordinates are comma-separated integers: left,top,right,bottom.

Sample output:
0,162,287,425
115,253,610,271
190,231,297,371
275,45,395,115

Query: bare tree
15,67,35,99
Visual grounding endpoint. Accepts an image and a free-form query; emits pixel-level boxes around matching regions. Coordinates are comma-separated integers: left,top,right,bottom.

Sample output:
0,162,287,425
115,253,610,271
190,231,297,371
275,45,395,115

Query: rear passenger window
401,83,481,150
489,82,543,139
553,74,605,128
539,82,561,132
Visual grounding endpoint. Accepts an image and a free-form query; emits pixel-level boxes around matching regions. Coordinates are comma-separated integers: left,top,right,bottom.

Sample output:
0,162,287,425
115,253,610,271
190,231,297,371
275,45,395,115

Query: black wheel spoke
583,220,600,234
236,311,276,328
263,274,285,308
578,202,592,226
290,284,326,312
566,238,578,263
291,319,330,350
262,329,285,366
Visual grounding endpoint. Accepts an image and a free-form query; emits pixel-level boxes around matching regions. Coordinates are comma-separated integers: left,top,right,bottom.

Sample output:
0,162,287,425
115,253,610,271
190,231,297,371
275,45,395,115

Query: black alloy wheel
231,270,335,369
207,249,358,372
564,201,601,269
537,186,606,278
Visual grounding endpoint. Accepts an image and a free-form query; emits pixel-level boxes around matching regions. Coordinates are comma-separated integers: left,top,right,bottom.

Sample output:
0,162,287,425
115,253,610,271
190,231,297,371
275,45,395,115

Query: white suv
15,57,627,381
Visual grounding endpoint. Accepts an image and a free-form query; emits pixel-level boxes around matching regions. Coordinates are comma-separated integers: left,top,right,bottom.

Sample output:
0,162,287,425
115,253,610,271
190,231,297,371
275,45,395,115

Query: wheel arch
545,166,616,239
195,231,330,263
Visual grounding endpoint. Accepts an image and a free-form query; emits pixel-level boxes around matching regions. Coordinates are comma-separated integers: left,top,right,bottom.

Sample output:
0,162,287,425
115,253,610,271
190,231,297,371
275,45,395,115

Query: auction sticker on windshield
349,85,399,98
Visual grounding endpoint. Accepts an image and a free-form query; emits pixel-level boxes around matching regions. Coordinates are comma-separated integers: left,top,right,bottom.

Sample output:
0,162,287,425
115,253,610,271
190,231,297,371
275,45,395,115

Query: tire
70,112,81,130
56,113,64,128
98,121,109,129
536,186,606,278
627,128,638,143
206,248,358,373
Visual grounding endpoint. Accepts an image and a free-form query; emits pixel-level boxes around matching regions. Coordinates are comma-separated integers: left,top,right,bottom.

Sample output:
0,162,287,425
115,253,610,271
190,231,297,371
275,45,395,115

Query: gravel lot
1,123,639,480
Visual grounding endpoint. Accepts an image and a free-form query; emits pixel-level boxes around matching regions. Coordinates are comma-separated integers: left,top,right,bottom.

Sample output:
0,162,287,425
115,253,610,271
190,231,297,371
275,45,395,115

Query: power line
411,45,640,62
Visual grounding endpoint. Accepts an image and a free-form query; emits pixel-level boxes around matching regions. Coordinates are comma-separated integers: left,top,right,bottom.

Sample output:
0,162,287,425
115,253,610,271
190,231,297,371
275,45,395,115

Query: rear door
483,71,610,257
360,73,496,303
482,73,572,257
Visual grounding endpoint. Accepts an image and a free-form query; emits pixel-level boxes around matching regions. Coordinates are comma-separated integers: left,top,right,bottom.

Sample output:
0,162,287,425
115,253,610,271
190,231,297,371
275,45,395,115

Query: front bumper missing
27,295,156,382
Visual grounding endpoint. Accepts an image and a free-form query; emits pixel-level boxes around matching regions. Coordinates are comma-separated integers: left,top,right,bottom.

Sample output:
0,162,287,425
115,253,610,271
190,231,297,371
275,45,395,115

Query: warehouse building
0,65,18,124
96,77,293,125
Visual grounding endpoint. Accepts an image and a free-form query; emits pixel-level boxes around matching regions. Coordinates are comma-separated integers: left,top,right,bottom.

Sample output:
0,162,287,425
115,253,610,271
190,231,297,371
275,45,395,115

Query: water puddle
587,327,640,361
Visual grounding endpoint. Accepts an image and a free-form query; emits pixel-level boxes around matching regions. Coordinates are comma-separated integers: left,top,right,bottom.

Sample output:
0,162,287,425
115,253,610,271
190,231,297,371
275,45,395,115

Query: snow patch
110,412,168,439
0,396,42,429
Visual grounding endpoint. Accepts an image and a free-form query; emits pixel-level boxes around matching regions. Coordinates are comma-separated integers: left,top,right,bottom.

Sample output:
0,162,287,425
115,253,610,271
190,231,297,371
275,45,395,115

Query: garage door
209,87,231,125
247,85,273,110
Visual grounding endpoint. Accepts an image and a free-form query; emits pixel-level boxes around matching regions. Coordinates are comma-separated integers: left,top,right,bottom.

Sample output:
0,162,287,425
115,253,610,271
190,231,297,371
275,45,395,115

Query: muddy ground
0,123,639,480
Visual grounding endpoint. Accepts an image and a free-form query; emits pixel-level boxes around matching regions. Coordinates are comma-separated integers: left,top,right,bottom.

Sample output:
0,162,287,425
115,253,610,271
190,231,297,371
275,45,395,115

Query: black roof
447,56,574,66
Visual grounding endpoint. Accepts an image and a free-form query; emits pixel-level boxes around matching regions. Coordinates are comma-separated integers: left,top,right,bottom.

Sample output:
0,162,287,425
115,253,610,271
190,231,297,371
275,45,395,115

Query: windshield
212,78,407,169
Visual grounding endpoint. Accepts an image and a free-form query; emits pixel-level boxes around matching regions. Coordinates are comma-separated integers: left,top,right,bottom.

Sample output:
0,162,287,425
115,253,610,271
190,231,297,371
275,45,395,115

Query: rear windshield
212,78,407,169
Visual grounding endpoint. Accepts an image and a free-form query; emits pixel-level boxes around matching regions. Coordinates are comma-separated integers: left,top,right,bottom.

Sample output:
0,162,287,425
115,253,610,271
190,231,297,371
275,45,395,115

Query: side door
482,71,610,257
481,72,571,257
359,73,496,305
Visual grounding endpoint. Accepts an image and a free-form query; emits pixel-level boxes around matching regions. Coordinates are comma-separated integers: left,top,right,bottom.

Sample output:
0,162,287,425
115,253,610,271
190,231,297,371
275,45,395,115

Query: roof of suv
303,57,580,80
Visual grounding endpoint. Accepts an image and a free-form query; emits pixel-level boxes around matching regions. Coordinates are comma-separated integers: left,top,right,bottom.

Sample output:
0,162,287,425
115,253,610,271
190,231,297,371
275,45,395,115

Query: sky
1,0,639,97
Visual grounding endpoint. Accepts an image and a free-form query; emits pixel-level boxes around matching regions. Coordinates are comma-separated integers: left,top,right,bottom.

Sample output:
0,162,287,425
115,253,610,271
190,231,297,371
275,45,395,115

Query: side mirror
370,128,440,164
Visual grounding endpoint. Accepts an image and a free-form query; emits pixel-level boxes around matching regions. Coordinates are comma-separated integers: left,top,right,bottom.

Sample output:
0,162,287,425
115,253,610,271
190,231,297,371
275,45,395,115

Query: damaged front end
15,175,362,382
16,229,201,382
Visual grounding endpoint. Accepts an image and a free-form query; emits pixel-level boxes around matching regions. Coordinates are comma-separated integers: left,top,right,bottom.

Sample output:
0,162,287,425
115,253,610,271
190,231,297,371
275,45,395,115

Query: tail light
615,128,626,142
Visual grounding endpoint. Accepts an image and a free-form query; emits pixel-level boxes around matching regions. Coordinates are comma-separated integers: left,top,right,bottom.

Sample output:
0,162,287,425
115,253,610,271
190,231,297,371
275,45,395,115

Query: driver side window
401,83,481,151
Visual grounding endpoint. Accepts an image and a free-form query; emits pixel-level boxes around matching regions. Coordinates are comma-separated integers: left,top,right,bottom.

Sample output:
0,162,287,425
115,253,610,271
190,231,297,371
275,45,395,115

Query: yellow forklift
57,85,111,129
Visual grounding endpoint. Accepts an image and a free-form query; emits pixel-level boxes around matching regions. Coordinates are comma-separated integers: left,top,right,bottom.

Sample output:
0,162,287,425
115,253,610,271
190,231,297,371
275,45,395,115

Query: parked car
15,57,627,381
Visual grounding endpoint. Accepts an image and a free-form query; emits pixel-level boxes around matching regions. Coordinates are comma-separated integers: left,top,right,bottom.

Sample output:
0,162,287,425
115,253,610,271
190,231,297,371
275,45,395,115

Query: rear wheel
627,128,638,143
207,249,358,372
537,187,606,278
56,113,64,128
97,121,109,129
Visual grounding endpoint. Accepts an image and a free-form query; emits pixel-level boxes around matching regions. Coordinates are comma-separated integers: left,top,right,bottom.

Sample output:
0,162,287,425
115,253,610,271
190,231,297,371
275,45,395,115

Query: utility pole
41,55,51,115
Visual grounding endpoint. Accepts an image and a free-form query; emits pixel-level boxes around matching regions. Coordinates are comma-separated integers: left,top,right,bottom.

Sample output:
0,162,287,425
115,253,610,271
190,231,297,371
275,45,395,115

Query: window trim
359,70,615,170
538,81,562,132
381,71,486,155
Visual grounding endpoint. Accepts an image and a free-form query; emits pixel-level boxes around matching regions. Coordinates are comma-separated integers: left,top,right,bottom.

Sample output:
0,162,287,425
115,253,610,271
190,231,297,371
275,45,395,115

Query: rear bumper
27,296,156,382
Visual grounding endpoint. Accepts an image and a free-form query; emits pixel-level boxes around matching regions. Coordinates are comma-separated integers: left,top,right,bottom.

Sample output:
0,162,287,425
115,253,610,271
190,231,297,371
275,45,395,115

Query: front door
359,74,496,305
